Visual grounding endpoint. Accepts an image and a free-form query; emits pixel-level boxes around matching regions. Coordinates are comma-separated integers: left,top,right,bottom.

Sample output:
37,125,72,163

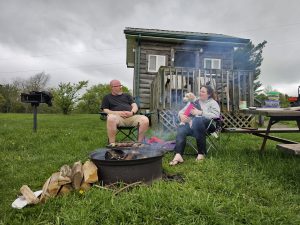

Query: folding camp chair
186,117,223,154
99,112,140,142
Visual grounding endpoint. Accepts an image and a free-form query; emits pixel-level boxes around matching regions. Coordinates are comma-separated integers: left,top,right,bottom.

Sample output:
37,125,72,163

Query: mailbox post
20,91,53,132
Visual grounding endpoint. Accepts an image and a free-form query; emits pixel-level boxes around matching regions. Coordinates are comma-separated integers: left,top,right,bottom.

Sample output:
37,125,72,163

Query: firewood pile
16,160,98,207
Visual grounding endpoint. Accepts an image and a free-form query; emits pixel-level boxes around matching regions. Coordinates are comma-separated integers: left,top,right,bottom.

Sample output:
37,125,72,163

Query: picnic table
227,108,300,154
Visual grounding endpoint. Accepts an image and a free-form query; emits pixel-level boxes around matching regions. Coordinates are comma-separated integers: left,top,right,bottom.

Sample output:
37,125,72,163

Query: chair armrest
99,112,108,120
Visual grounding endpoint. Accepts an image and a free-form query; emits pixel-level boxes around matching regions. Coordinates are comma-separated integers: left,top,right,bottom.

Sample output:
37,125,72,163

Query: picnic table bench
223,127,300,134
224,108,300,154
276,143,300,155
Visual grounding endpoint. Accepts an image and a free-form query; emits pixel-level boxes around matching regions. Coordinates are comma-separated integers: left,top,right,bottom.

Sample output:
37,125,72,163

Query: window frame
147,54,166,72
174,50,196,68
204,58,221,69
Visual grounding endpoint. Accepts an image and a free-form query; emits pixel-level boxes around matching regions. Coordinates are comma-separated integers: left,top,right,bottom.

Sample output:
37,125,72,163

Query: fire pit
89,146,164,185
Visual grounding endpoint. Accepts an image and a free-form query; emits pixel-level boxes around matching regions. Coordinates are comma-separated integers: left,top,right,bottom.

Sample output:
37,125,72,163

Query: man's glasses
112,85,123,88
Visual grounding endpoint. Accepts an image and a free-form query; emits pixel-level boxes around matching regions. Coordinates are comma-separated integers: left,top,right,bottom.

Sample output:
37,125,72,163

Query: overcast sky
0,0,299,96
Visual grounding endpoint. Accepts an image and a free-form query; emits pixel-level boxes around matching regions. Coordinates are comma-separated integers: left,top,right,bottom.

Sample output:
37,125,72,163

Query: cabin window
148,55,166,72
174,51,196,68
204,58,221,69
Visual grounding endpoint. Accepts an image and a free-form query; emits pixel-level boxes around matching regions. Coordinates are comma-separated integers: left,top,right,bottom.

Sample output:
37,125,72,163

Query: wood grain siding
134,41,174,108
133,40,235,109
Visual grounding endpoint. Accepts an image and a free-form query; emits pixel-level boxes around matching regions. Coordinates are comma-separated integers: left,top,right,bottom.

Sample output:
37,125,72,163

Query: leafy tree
53,81,88,114
77,83,130,114
0,93,5,110
0,83,24,113
279,93,290,108
233,40,267,93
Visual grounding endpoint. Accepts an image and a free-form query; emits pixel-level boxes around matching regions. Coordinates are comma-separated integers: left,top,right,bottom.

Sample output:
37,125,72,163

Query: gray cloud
0,0,300,96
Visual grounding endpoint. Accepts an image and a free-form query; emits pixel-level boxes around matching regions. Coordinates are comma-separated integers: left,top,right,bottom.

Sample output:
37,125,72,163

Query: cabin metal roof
124,27,249,44
124,27,250,67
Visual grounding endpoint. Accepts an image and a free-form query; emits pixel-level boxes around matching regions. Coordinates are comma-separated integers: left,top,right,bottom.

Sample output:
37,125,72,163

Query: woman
169,85,220,166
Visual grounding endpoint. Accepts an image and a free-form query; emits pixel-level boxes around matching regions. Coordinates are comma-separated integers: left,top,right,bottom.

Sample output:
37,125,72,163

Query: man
101,79,149,145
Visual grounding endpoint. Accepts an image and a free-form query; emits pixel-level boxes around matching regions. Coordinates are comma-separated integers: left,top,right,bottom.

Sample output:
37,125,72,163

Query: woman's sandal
195,154,205,161
169,159,183,166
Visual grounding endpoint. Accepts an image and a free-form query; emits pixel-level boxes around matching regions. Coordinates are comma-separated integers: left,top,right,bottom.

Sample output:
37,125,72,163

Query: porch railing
150,66,254,112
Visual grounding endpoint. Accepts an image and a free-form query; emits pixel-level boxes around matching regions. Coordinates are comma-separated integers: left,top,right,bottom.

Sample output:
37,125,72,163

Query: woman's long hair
203,85,217,100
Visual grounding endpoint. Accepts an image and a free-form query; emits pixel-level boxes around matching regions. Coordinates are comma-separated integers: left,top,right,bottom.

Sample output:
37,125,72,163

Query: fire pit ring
90,148,163,185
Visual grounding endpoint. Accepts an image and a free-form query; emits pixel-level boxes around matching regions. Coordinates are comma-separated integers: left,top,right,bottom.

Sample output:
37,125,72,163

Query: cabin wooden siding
134,40,235,109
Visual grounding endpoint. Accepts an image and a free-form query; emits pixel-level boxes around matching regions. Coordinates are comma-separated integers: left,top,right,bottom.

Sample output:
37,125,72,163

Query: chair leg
108,124,140,143
206,132,221,153
185,132,221,155
185,136,198,156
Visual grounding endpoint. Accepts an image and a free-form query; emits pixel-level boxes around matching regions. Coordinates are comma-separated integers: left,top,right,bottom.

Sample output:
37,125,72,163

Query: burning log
105,149,126,160
123,150,142,160
105,149,142,160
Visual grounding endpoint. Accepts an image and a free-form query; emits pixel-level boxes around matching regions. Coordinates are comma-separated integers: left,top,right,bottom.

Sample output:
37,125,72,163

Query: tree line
2,40,291,113
0,72,130,114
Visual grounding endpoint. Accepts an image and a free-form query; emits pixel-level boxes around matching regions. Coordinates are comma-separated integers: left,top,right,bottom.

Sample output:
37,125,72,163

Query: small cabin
124,27,255,128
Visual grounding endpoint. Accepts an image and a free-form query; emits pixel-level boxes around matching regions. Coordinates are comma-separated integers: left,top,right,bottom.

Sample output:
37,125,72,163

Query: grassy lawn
0,113,299,225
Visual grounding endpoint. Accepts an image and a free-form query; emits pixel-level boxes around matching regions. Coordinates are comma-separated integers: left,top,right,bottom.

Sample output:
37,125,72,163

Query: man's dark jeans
174,116,212,155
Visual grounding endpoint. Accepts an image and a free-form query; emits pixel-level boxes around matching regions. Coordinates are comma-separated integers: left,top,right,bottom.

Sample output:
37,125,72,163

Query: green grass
0,113,299,225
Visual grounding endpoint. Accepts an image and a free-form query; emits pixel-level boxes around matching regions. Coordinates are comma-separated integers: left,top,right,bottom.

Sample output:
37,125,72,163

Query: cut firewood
20,185,39,204
60,164,72,178
40,170,71,200
58,184,73,196
47,172,62,196
58,174,72,186
71,161,83,190
80,182,92,191
40,177,51,202
82,160,98,183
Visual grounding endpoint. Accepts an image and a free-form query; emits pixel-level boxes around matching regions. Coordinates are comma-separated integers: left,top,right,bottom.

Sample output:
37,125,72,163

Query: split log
40,170,72,202
58,184,73,196
80,182,92,191
60,164,72,178
47,172,63,196
20,185,39,204
82,160,98,183
40,177,51,202
48,172,71,192
71,161,83,190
